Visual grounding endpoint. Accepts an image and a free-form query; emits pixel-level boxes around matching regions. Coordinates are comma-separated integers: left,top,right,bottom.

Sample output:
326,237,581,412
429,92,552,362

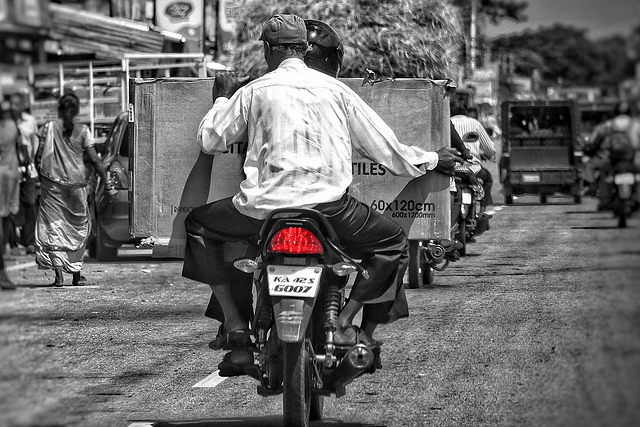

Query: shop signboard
155,0,203,53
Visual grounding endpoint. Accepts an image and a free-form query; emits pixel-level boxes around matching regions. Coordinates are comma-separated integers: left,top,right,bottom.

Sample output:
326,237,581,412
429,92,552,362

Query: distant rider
583,101,640,210
451,104,496,214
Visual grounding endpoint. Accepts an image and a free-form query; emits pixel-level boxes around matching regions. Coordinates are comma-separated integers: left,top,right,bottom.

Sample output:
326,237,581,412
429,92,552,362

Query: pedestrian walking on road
34,93,110,286
8,92,39,255
0,100,21,290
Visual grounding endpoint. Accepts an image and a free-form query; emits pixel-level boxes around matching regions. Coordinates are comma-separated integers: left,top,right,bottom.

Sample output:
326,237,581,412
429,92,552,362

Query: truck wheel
539,193,548,204
96,224,118,262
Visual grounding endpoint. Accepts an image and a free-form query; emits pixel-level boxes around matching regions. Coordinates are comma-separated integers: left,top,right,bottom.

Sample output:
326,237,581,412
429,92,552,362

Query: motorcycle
230,207,381,427
606,160,639,228
452,171,491,256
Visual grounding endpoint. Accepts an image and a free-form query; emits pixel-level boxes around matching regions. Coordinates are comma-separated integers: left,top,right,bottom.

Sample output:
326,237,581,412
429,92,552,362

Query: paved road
2,152,640,427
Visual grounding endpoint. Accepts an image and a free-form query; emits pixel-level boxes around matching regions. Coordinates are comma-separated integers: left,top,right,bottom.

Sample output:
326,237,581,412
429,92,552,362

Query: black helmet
615,101,631,116
304,19,344,77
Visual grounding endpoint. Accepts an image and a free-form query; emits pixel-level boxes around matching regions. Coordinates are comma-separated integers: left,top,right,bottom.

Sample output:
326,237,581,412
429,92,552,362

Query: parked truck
499,99,582,204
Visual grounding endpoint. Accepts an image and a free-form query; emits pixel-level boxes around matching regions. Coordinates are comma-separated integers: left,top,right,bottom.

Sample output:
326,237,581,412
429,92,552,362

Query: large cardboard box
130,77,245,258
342,79,451,241
130,77,450,258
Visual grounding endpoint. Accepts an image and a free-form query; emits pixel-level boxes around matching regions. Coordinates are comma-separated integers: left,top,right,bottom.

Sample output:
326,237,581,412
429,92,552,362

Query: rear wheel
505,194,513,205
455,221,467,257
408,240,434,288
616,200,628,228
539,193,548,204
283,341,312,427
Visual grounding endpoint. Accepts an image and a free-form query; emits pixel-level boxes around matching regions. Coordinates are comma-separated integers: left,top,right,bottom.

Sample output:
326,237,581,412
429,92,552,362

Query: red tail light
268,227,324,255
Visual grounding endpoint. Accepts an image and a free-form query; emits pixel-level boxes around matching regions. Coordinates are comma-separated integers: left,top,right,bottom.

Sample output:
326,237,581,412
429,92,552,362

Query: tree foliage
478,0,528,24
491,24,634,92
231,0,464,79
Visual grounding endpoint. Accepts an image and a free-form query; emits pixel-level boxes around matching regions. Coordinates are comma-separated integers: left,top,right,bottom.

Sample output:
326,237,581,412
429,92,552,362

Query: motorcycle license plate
267,266,322,298
462,192,473,204
521,173,541,183
614,173,635,185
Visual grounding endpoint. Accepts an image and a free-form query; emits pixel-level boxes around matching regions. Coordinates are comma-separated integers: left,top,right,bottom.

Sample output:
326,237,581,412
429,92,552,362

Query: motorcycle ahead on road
231,208,381,427
452,170,491,256
604,160,639,228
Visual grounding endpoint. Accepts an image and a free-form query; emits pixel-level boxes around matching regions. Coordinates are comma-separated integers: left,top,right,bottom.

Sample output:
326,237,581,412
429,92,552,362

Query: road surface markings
192,370,227,388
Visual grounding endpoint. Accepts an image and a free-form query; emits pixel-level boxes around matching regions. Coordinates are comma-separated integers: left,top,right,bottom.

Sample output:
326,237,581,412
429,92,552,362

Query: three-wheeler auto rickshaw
499,100,582,204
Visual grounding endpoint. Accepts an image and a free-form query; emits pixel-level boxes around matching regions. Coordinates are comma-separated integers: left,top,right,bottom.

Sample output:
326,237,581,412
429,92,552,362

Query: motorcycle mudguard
271,296,317,342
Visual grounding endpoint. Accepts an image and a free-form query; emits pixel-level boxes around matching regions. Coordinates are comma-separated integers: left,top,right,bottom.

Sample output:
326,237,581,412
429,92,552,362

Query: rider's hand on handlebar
434,147,464,176
212,72,251,101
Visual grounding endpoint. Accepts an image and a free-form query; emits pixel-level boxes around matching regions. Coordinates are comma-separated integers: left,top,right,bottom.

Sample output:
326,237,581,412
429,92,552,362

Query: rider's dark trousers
183,193,410,326
477,166,493,207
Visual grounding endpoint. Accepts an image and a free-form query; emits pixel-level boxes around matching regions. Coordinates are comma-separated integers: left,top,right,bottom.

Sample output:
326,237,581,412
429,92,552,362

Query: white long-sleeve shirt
198,58,439,219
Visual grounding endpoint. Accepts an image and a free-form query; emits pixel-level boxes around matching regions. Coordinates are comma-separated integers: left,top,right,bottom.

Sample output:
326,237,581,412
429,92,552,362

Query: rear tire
539,193,548,204
283,341,312,427
96,224,118,262
408,241,434,288
455,221,467,257
505,194,513,205
616,201,628,228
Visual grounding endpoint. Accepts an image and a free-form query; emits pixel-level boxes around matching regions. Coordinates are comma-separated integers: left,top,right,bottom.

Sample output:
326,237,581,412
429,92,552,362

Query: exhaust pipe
326,344,374,388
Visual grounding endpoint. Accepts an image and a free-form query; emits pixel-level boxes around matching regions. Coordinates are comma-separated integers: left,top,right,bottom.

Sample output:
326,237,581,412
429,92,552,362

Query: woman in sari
35,93,111,286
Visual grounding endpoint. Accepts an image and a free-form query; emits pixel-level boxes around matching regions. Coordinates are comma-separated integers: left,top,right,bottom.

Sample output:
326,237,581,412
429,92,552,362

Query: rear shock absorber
255,273,273,336
323,281,340,333
323,280,340,367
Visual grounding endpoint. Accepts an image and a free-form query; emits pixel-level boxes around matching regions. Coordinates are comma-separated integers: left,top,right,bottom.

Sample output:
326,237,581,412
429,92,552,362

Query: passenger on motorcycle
583,101,640,210
450,104,496,215
181,14,462,369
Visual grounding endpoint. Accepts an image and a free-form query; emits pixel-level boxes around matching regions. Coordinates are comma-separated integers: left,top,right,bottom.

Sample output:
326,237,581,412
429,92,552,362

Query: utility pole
470,0,477,76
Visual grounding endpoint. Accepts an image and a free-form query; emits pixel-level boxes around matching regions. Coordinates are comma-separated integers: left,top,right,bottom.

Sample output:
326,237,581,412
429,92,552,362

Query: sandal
51,279,64,287
72,275,87,286
208,324,226,350
217,351,254,377
334,325,382,349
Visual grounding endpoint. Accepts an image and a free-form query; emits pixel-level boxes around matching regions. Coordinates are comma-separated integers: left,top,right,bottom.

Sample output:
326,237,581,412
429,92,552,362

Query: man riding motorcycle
181,14,462,373
583,101,640,211
450,104,496,214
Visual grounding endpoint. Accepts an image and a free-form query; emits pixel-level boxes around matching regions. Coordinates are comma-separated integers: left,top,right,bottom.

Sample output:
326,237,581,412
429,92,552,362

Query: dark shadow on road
571,226,635,230
133,416,387,427
565,210,605,214
83,256,184,264
418,284,454,289
505,200,581,207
